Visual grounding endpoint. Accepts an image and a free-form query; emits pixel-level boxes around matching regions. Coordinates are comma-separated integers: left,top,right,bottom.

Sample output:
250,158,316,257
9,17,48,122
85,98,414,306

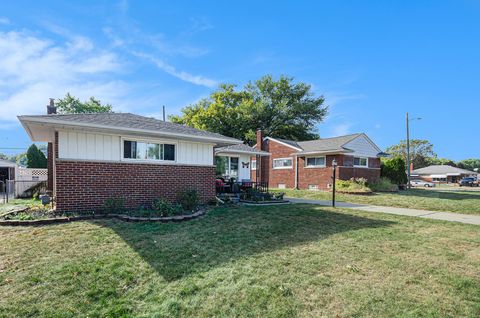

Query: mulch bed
0,209,206,226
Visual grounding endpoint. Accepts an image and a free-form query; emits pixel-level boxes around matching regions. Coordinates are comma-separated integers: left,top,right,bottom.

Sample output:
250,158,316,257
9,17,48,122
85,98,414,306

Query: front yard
1,204,479,317
279,188,480,215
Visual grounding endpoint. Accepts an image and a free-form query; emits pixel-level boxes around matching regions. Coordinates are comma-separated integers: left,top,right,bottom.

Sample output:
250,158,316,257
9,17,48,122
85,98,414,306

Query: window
215,156,239,179
308,184,319,190
278,183,286,189
251,160,257,170
353,157,368,167
305,157,325,167
123,140,175,161
273,158,293,169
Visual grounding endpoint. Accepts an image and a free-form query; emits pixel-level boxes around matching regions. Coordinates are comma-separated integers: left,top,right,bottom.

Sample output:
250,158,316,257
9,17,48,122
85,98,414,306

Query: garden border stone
0,209,206,226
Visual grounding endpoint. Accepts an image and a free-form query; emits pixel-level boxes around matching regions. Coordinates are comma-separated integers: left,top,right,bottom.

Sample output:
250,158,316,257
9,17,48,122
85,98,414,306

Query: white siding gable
58,130,214,166
343,135,380,158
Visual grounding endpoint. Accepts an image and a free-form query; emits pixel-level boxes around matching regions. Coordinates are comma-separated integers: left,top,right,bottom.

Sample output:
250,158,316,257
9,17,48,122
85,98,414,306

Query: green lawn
0,199,41,214
279,188,480,215
1,205,479,317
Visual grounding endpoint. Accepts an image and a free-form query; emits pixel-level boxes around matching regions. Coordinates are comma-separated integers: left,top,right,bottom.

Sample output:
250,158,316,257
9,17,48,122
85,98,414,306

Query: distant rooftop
412,165,477,175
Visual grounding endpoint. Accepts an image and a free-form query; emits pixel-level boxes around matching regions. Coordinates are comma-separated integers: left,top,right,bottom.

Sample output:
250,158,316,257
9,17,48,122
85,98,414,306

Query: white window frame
353,156,368,168
251,159,257,170
273,157,293,169
121,137,177,163
305,156,326,168
215,154,240,178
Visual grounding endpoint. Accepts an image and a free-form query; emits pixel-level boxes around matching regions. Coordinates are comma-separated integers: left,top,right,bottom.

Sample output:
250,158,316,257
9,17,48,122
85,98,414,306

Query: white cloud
132,51,217,88
331,123,353,136
0,29,128,122
0,17,10,25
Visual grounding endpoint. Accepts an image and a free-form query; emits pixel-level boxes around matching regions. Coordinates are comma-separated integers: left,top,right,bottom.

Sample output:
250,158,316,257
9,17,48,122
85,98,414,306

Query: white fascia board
18,116,241,145
215,149,271,156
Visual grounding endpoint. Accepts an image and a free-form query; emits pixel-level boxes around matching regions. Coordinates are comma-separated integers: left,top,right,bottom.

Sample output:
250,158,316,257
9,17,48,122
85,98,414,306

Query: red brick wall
261,139,296,188
338,167,380,183
55,160,216,212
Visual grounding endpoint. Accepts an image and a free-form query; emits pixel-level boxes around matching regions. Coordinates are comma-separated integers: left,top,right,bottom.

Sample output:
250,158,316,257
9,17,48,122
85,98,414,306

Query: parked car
409,180,435,187
459,177,479,187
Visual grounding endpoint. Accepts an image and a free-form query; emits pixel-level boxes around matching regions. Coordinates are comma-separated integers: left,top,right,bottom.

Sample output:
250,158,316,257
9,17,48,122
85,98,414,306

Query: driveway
287,197,480,225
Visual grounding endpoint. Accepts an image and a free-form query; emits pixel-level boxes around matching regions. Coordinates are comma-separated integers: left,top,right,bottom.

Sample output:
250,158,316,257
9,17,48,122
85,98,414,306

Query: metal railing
216,180,269,194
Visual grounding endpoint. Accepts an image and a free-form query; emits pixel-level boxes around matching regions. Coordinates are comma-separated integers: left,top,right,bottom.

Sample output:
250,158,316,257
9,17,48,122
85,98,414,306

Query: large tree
386,139,436,170
55,93,113,114
457,159,480,171
26,144,47,168
170,75,328,144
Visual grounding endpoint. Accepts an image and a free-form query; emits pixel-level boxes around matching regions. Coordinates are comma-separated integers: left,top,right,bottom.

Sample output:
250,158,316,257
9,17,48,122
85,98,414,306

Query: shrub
381,157,408,185
179,190,199,211
370,177,399,192
104,198,125,213
335,178,372,194
152,198,182,217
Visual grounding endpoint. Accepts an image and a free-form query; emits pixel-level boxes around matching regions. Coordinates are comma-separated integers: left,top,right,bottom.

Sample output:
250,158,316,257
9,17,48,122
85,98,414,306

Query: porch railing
216,180,269,194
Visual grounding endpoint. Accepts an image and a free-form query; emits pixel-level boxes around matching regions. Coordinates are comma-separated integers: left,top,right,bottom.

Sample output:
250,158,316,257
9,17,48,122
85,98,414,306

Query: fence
0,168,48,203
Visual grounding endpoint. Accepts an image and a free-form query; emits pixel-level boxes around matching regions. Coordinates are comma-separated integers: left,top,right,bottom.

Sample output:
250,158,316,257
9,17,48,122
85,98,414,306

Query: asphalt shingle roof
412,165,477,175
296,133,362,152
0,159,16,167
19,113,240,143
215,143,270,155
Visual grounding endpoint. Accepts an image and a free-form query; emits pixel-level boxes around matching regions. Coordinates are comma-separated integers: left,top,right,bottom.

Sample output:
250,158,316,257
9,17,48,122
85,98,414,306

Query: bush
335,178,372,194
152,198,182,217
381,157,408,185
104,198,125,213
370,177,399,192
179,190,199,211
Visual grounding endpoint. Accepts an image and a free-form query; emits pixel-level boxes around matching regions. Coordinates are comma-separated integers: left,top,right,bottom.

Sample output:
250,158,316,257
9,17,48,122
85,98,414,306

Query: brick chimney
256,129,264,150
47,98,57,114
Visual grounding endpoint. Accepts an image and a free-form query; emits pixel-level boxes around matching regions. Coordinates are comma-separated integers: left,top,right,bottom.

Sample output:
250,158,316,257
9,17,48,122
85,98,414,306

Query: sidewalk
287,198,480,225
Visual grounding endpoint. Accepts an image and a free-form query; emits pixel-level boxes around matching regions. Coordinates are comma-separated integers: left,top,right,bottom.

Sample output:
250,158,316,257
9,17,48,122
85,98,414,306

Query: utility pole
162,105,166,121
406,112,411,189
332,158,337,207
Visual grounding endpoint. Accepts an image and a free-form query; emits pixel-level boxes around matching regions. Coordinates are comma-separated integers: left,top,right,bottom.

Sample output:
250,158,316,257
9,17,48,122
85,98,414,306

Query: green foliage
457,159,480,171
104,198,125,213
335,178,372,194
381,157,408,185
170,75,328,144
370,177,399,192
427,157,457,167
386,139,436,169
152,198,183,217
55,93,113,114
178,190,199,211
26,144,47,168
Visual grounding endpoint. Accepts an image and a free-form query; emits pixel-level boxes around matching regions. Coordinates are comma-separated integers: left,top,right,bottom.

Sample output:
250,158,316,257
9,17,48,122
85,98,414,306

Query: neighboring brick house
411,165,478,184
18,105,241,212
252,130,386,190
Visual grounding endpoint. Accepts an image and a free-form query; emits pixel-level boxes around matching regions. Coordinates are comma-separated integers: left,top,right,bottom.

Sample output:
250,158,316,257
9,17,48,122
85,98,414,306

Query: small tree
26,144,47,168
381,157,408,185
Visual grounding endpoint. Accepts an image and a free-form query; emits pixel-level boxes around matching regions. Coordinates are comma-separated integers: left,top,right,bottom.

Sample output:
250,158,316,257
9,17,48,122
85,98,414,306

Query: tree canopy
26,144,47,168
170,75,328,144
385,139,436,170
55,93,113,114
457,159,480,171
381,157,408,185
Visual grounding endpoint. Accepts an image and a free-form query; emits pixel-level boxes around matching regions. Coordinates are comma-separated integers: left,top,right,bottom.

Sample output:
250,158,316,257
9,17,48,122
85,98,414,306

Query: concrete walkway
287,198,480,225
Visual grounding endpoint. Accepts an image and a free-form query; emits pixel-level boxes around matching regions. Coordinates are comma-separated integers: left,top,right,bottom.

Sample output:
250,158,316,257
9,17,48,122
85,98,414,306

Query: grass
1,204,479,317
279,188,480,215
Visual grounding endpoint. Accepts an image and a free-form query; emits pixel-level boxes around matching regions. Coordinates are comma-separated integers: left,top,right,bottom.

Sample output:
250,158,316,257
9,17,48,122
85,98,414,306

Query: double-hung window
353,157,368,167
305,157,326,167
123,140,175,161
251,159,257,170
273,158,293,169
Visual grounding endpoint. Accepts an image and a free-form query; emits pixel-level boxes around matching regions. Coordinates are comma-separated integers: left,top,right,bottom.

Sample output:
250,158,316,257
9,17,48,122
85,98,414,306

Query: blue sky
0,1,479,160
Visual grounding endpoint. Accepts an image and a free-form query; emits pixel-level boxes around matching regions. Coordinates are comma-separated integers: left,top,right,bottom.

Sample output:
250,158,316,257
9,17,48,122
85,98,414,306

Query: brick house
18,105,242,212
252,130,386,190
411,165,478,184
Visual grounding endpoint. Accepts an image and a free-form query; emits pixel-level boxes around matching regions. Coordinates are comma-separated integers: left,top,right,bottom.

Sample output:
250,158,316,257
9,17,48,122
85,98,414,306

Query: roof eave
215,149,271,156
18,116,241,145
